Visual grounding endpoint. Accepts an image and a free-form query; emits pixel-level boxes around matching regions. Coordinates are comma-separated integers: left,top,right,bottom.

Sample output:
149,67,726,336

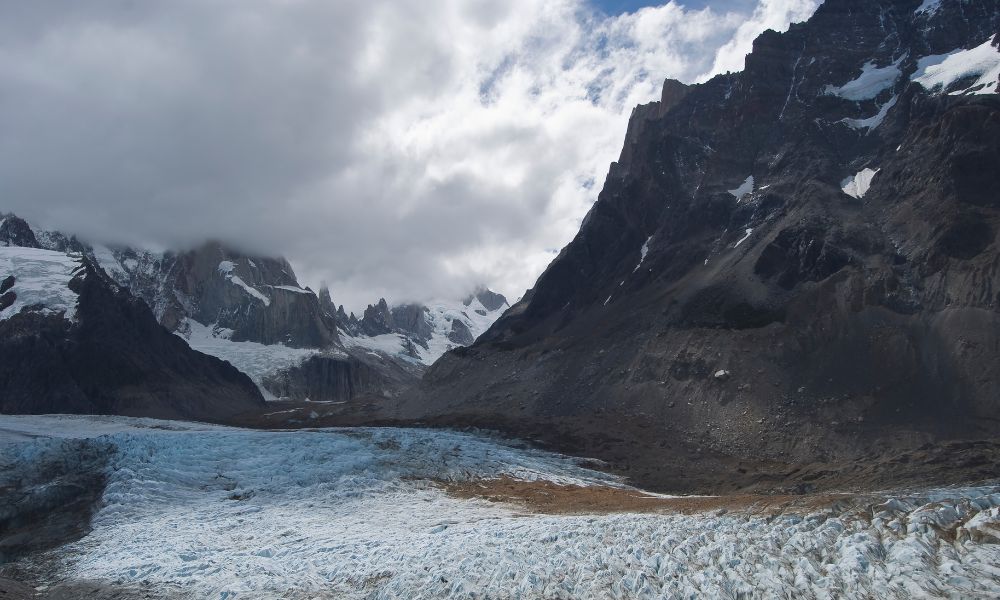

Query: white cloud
706,0,819,76
0,0,818,312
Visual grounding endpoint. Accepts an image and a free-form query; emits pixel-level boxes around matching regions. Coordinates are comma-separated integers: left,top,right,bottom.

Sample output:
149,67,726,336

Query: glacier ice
3,415,1000,599
0,247,83,322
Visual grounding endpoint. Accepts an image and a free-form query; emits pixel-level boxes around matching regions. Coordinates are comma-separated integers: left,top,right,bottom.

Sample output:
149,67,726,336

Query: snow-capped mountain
1,212,510,404
341,288,510,366
0,244,264,419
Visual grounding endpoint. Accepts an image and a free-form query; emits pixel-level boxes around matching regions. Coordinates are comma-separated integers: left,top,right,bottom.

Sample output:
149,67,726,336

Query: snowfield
178,319,325,398
342,295,509,366
912,39,1000,96
0,247,83,322
825,59,901,101
3,415,1000,599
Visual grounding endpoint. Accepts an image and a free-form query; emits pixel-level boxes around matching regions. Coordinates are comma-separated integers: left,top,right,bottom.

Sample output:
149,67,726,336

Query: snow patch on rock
912,39,1000,96
271,284,313,295
728,175,754,201
825,60,901,101
839,95,897,131
734,228,753,248
841,168,879,199
632,236,652,273
218,261,270,306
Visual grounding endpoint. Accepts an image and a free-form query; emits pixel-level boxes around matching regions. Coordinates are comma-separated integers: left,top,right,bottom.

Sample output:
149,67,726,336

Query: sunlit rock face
411,0,1000,493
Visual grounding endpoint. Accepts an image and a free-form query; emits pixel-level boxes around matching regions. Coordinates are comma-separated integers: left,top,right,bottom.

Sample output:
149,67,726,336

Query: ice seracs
912,39,1000,96
0,247,83,322
841,168,879,199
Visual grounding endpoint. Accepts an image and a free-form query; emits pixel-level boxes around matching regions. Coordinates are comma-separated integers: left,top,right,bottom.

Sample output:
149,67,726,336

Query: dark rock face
0,437,111,563
0,259,265,420
754,225,851,290
0,291,14,312
0,215,39,249
391,303,434,345
406,0,1000,493
318,286,338,327
262,354,414,402
448,319,474,345
361,298,394,336
128,243,337,348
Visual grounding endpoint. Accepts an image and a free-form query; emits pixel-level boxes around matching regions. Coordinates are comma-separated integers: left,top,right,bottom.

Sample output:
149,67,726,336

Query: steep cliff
406,0,1000,493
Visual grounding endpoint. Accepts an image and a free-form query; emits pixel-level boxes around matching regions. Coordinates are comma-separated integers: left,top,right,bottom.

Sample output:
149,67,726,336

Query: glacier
0,247,83,322
2,415,1000,599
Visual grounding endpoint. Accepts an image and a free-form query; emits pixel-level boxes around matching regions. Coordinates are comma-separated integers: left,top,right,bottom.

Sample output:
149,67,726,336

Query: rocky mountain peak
405,0,1000,493
658,78,690,116
462,287,509,313
360,298,394,336
0,214,40,249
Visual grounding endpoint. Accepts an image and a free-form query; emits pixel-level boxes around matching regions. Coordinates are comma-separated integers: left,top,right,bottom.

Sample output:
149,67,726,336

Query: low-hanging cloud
0,0,818,311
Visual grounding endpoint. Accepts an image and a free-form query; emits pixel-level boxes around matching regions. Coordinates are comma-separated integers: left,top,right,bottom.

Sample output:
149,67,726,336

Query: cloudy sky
0,0,818,311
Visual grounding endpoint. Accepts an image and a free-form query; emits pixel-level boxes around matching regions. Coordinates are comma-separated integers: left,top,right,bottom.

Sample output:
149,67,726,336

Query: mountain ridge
395,0,1000,493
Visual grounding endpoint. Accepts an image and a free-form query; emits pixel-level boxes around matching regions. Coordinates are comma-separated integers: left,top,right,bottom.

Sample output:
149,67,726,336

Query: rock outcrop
0,215,39,249
100,242,338,348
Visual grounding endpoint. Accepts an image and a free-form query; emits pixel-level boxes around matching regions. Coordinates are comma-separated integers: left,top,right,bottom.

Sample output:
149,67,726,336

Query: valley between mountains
3,0,1000,597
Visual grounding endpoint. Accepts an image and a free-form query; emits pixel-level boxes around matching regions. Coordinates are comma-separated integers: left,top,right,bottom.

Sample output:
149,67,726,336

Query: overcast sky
0,0,818,312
